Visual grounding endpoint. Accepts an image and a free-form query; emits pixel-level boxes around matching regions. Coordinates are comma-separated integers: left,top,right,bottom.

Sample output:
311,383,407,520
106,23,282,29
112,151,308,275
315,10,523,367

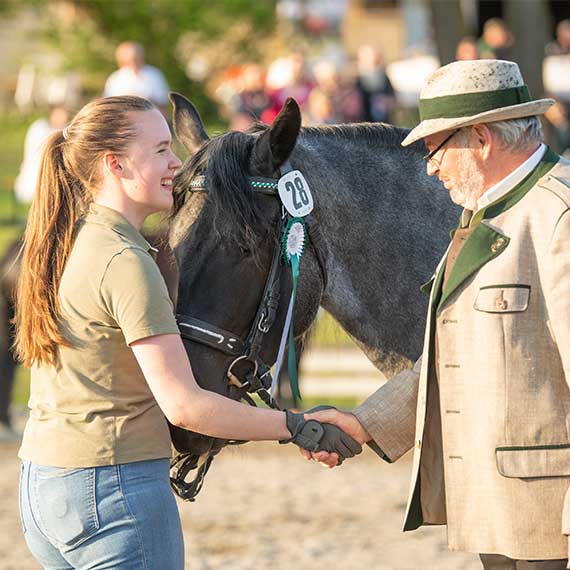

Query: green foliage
310,311,356,348
16,0,277,120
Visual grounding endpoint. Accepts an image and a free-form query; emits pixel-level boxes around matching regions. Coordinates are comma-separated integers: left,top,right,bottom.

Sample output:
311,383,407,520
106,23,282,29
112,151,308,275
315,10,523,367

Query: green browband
419,85,531,121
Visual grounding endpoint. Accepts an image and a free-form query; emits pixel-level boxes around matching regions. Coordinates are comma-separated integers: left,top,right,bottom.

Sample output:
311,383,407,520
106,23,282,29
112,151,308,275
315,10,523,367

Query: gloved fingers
341,433,363,456
330,440,353,460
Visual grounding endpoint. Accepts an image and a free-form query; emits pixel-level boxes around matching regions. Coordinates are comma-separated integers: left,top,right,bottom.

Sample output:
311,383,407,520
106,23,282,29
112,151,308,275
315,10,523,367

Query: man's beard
447,149,486,211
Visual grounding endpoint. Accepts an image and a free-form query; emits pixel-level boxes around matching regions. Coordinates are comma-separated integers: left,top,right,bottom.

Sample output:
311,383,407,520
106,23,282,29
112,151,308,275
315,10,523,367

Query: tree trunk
504,0,552,98
429,0,466,65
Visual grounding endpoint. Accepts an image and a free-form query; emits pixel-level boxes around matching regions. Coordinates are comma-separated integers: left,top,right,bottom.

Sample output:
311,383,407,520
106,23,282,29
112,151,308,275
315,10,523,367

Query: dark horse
0,238,20,429
168,94,459,469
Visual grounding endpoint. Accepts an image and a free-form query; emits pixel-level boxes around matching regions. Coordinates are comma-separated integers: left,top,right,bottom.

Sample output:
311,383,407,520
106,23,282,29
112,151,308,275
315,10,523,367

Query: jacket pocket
34,466,99,548
474,284,530,313
496,444,570,478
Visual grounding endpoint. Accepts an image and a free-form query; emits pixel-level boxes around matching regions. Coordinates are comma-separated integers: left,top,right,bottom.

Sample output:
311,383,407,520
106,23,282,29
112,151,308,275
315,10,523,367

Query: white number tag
277,170,314,217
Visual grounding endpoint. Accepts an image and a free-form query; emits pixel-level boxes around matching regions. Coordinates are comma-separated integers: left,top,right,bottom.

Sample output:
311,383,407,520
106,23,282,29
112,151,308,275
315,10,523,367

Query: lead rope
170,452,216,502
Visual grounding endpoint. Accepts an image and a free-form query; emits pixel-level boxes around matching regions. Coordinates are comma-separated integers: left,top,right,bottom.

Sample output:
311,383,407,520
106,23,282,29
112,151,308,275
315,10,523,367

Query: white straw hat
401,59,554,147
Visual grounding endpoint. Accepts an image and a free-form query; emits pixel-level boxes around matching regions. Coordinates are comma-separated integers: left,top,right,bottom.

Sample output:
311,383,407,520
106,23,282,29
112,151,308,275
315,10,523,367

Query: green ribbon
287,253,301,401
280,217,306,402
419,85,532,121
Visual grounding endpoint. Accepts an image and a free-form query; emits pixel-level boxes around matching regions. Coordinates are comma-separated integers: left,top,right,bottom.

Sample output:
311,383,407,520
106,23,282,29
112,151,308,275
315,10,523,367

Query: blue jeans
19,459,184,570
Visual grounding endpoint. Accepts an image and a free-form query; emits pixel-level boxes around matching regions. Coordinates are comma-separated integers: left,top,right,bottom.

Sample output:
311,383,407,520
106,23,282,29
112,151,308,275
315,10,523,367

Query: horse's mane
301,122,415,149
171,122,421,250
171,130,269,248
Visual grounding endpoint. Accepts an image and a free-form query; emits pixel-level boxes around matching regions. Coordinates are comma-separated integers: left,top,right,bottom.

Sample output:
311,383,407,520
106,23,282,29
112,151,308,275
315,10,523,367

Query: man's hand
280,408,362,464
302,407,372,467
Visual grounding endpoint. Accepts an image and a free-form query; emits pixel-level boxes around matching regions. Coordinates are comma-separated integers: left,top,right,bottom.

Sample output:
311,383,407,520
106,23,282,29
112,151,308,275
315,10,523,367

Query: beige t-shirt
19,203,180,467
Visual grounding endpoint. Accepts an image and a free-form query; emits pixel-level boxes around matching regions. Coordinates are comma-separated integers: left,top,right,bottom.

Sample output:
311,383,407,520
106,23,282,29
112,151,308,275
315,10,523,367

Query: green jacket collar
84,203,155,254
469,147,559,228
433,147,559,315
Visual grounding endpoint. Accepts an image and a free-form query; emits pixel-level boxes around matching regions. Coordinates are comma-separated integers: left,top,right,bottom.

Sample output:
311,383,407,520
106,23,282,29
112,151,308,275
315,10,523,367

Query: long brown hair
14,96,155,367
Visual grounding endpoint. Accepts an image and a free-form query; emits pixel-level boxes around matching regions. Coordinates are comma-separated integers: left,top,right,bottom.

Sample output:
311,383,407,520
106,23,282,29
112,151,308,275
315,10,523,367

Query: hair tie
62,125,70,140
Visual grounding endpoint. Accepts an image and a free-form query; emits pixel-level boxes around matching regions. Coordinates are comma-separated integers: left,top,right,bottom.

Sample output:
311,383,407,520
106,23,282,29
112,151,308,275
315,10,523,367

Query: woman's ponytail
13,131,85,367
14,95,155,368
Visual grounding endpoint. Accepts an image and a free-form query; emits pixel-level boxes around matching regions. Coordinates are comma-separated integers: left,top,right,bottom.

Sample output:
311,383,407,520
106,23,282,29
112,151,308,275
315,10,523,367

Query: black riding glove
279,406,362,463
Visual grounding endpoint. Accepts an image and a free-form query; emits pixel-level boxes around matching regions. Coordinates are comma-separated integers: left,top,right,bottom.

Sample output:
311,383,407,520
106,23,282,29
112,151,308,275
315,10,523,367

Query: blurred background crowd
2,0,570,211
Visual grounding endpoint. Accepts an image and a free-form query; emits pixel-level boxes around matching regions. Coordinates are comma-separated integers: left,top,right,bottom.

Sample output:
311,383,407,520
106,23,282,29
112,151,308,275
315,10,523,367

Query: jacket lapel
436,223,509,314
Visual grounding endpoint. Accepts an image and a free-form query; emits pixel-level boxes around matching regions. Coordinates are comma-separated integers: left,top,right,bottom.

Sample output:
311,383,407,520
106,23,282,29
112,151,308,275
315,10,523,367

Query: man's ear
471,124,493,160
103,153,124,177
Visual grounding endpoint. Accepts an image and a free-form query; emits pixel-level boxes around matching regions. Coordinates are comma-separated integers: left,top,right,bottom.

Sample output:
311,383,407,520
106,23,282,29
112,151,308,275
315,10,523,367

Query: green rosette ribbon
278,217,306,401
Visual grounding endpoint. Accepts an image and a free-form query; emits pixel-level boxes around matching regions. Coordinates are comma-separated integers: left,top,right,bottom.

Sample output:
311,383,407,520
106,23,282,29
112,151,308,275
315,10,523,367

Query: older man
308,59,570,569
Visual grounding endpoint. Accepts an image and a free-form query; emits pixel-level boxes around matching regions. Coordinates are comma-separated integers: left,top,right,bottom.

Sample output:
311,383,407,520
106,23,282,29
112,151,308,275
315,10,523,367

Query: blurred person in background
230,63,271,122
545,19,570,56
103,41,169,107
477,18,515,60
227,63,271,131
305,87,337,125
543,20,570,155
229,111,257,132
265,52,315,123
14,105,69,205
544,101,570,157
455,36,480,61
312,59,362,123
355,45,395,123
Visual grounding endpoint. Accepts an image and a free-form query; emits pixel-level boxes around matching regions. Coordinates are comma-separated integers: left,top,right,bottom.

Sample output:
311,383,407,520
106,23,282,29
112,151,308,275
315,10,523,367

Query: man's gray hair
485,116,543,150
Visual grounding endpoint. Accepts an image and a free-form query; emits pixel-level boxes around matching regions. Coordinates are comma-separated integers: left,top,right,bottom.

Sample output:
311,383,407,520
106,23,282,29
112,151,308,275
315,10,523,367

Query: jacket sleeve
542,209,570,535
353,356,421,463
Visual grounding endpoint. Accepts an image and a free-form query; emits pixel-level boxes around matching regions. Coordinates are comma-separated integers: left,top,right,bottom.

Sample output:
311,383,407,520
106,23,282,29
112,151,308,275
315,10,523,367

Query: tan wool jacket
354,149,570,560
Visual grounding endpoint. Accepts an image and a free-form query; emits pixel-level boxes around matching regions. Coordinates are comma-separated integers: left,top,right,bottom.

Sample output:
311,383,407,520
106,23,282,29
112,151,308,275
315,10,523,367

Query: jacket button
495,298,508,310
416,439,422,449
490,238,506,253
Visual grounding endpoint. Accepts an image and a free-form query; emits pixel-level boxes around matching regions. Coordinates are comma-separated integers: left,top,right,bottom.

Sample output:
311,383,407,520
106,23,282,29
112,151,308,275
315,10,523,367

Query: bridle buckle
257,312,270,333
226,354,257,389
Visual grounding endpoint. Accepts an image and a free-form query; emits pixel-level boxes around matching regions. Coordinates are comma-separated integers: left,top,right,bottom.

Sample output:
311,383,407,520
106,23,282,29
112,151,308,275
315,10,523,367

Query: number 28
285,177,309,209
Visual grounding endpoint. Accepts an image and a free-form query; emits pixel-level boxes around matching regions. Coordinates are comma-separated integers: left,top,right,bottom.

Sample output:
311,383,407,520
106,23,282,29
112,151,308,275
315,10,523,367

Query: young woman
14,95,362,570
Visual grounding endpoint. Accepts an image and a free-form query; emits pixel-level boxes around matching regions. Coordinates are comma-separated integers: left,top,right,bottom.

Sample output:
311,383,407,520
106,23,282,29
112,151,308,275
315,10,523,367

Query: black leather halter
177,163,328,409
170,164,328,501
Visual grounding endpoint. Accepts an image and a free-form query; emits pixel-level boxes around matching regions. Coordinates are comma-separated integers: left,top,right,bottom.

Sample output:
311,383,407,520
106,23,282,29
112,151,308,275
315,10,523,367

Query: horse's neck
296,128,455,375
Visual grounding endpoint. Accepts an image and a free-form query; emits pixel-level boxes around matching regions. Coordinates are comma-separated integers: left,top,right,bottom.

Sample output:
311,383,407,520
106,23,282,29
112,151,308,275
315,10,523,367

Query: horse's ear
169,92,209,153
251,97,301,174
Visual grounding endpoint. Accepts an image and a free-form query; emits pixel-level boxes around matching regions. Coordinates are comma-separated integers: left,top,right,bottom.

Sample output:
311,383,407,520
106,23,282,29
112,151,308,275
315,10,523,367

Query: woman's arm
130,333,292,441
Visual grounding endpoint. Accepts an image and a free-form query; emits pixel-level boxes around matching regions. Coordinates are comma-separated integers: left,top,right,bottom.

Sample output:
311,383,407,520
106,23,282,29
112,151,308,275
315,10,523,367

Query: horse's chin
169,424,226,456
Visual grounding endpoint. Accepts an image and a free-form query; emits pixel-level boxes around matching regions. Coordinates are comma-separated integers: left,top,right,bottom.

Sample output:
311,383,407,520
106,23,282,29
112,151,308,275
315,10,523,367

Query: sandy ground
0,440,481,570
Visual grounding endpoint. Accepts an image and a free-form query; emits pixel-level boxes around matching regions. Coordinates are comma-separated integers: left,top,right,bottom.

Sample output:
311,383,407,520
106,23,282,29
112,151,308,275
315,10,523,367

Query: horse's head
168,94,325,455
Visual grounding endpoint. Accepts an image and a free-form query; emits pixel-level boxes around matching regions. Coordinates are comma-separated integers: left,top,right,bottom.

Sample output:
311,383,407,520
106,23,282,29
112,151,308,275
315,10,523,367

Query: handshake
280,406,372,468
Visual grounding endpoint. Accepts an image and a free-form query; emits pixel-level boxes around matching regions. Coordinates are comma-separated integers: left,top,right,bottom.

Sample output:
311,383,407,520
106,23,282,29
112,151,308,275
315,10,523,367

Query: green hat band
419,85,531,121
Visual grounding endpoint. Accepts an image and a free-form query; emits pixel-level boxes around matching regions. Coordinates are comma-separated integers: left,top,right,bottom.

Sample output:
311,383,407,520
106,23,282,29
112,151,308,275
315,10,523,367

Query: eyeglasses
422,129,460,164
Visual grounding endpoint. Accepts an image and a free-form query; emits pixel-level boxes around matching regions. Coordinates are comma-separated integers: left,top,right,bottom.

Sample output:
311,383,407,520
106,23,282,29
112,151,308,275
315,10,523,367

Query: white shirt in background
14,119,59,204
103,65,169,106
